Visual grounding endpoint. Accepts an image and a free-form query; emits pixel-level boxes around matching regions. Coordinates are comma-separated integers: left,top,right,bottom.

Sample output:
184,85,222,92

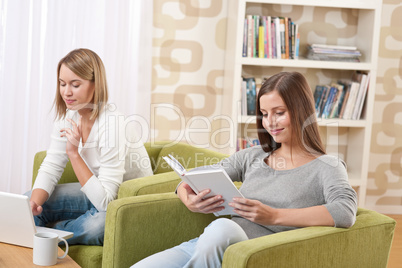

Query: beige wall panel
179,0,223,17
367,1,402,213
152,0,227,147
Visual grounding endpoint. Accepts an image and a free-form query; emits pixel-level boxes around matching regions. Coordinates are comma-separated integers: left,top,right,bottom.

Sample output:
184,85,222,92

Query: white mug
33,232,69,266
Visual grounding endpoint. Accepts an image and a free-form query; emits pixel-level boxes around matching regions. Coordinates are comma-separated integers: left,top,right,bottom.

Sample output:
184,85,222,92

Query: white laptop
0,191,74,248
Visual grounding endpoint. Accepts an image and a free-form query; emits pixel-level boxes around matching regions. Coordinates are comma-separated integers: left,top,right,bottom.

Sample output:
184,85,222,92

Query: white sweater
33,106,153,211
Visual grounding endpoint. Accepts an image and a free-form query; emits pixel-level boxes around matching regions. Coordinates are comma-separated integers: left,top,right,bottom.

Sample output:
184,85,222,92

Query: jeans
132,218,249,268
25,183,106,245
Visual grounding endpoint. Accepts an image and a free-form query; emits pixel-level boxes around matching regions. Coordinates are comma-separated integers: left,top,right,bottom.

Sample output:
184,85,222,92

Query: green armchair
31,141,228,268
104,191,396,268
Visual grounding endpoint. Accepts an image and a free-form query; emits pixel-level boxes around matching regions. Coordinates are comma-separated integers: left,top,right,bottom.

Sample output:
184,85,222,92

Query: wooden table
0,242,80,267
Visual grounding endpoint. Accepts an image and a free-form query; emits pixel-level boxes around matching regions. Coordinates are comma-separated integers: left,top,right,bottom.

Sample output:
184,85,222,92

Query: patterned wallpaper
367,0,402,214
151,0,402,213
151,0,227,148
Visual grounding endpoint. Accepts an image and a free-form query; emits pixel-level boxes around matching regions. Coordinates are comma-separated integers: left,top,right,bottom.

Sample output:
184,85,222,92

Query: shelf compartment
240,58,373,71
239,115,367,128
244,0,379,10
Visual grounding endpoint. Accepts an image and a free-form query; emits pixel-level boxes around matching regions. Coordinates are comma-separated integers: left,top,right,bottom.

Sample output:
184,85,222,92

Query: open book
163,154,244,216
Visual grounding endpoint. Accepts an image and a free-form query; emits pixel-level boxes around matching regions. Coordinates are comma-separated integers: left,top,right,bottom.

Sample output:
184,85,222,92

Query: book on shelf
314,85,330,118
241,79,248,115
242,18,248,57
351,71,370,120
247,15,253,58
271,19,276,58
294,31,300,59
266,16,272,59
259,25,264,58
307,44,361,62
237,138,260,151
279,17,286,59
242,77,257,116
242,15,299,59
321,86,338,119
338,84,351,119
329,83,345,119
314,85,325,116
330,83,347,119
284,17,290,59
310,44,357,50
254,15,259,57
342,81,360,120
163,154,244,216
313,71,369,120
274,17,281,59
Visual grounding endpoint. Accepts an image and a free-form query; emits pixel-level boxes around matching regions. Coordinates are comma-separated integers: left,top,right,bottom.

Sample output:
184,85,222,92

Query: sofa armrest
32,151,78,187
222,208,396,268
103,193,217,268
117,171,181,198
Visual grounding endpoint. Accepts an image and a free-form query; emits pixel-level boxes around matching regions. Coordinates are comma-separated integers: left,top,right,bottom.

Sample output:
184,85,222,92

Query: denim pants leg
25,183,106,245
132,218,248,268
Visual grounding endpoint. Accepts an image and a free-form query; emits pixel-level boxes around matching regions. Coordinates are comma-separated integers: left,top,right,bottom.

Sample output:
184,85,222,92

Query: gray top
220,146,358,239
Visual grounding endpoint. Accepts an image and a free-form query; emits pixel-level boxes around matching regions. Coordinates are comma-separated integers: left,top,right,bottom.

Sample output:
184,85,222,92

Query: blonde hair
53,48,108,120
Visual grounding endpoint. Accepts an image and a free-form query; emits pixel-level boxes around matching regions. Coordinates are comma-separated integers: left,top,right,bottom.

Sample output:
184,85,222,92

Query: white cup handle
57,237,69,259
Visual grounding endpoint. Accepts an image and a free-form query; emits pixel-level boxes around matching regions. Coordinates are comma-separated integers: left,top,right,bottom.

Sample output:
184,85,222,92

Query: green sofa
31,141,228,268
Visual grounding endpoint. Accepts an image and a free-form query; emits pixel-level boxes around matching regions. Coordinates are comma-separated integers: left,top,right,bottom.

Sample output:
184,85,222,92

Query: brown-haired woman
26,48,153,245
132,71,357,268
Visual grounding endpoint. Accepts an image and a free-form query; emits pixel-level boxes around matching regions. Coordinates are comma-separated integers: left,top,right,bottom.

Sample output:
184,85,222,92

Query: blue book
333,82,347,118
316,85,329,117
244,78,256,115
314,85,325,111
322,87,338,119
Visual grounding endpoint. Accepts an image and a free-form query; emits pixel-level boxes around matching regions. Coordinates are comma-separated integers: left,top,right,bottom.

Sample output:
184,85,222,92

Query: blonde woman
27,48,153,245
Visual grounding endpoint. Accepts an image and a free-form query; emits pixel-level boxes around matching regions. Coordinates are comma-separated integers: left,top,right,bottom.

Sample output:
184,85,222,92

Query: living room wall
151,0,402,213
367,0,402,214
151,0,228,149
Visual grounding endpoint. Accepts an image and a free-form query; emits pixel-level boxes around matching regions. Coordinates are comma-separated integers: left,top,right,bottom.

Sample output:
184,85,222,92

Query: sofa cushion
32,151,78,186
118,171,181,198
154,143,227,174
143,142,165,172
62,245,103,268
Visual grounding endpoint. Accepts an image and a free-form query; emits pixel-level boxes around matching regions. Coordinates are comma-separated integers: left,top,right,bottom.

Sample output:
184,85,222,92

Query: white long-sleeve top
33,106,153,211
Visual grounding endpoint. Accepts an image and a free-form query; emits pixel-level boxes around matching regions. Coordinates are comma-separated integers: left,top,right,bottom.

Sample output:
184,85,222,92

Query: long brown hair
53,48,109,120
256,72,325,156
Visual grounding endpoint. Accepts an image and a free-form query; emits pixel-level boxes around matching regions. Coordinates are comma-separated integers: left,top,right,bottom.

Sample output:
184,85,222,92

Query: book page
185,169,244,216
162,155,185,176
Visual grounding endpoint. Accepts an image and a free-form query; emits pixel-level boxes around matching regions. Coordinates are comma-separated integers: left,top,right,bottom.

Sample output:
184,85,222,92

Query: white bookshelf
222,0,383,207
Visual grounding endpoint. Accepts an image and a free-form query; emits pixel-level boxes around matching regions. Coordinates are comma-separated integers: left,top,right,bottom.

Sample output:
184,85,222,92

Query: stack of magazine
307,44,361,62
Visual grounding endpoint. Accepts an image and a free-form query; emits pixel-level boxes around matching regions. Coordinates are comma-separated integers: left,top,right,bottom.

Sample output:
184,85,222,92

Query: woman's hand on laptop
30,200,43,216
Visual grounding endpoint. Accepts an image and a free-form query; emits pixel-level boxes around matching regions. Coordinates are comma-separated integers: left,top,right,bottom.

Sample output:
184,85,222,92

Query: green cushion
118,171,181,198
154,142,227,174
143,142,165,173
66,245,103,268
32,151,78,186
